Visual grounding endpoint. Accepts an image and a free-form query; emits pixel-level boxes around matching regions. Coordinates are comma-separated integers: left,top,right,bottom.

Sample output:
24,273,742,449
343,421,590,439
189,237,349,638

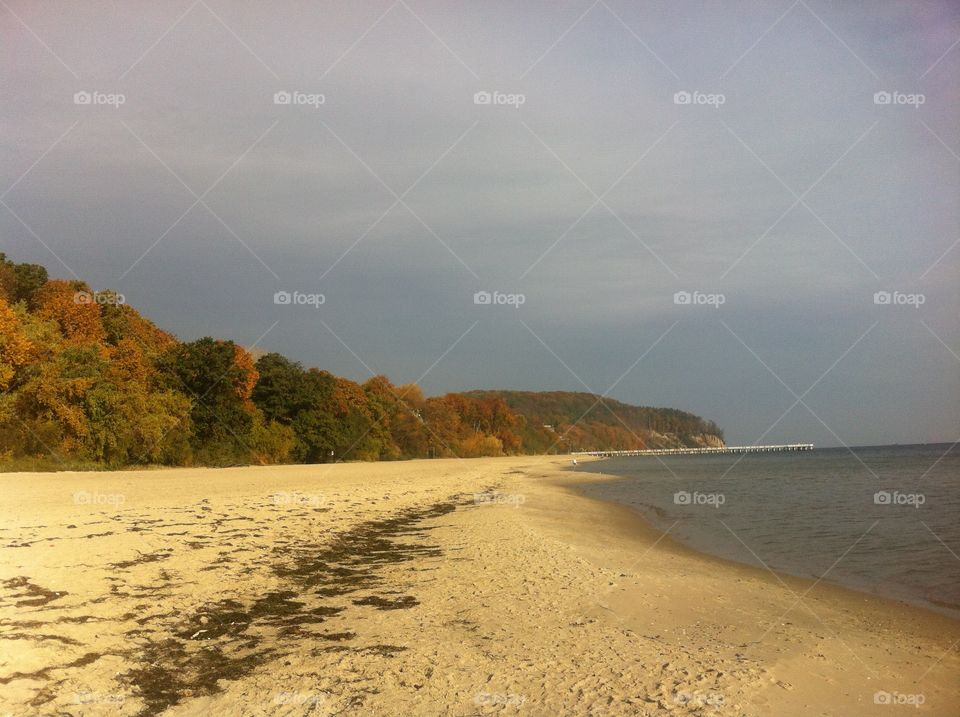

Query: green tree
0,253,48,306
251,353,309,423
163,338,258,465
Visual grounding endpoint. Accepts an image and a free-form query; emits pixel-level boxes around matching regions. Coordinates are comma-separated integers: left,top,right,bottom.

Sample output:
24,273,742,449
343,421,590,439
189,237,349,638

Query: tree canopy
0,255,724,469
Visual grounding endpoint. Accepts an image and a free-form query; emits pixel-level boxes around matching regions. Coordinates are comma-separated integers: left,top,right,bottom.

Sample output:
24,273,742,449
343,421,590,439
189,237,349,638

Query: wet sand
0,457,957,715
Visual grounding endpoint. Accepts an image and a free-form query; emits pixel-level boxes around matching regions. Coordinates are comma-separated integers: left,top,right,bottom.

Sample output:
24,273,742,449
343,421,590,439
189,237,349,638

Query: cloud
2,0,958,445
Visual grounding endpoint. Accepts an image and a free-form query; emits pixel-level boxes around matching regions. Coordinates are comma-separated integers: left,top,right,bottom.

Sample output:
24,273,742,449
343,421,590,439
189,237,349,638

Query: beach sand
1,456,957,715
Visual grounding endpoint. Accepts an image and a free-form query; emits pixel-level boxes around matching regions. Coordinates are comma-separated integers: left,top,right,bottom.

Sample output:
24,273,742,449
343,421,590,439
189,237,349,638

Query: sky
2,0,958,447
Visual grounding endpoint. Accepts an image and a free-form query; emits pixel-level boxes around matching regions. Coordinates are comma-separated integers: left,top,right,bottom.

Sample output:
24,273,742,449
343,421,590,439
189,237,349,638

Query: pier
573,443,814,457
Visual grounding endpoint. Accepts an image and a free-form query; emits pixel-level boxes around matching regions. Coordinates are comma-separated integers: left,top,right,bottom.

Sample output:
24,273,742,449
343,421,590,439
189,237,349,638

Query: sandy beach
1,456,957,716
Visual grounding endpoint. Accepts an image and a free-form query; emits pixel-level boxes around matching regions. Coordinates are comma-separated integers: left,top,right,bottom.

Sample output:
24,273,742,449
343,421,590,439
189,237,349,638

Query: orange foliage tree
33,280,106,345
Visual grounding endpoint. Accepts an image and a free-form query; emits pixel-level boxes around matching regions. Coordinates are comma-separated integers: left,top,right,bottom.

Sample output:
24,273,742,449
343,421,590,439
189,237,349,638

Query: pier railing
572,444,814,457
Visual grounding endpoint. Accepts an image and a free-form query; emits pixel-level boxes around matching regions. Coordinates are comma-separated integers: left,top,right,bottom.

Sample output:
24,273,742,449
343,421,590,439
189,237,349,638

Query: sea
575,444,960,619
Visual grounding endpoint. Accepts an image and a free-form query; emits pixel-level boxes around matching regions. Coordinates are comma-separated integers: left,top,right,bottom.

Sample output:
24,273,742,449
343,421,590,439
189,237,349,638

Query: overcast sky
2,1,958,447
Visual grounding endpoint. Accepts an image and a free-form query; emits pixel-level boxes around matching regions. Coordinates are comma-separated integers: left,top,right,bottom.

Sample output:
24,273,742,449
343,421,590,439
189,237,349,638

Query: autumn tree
0,254,726,469
0,297,32,391
33,280,105,344
422,396,462,457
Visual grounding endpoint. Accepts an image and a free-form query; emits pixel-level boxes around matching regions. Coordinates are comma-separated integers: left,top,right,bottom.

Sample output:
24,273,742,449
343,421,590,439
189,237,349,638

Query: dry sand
0,456,957,716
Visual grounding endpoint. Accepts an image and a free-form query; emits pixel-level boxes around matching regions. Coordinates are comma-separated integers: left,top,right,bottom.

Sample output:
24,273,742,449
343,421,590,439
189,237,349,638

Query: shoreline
564,460,960,623
1,456,957,715
518,462,960,714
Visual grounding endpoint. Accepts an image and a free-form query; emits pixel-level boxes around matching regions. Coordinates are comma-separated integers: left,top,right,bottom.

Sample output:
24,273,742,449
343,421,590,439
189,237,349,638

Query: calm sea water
576,444,960,618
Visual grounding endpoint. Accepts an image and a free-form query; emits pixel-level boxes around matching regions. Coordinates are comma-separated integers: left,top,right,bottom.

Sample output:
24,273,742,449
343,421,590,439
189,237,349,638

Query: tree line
0,254,723,469
465,390,724,453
